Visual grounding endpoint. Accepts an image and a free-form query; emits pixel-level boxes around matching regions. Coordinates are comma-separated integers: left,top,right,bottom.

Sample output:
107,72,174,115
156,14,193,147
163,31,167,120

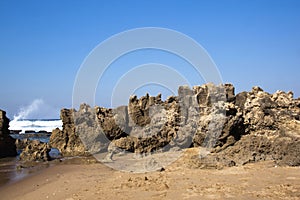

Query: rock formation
197,86,300,167
49,108,87,156
50,83,300,166
0,110,17,158
20,140,51,162
15,138,30,152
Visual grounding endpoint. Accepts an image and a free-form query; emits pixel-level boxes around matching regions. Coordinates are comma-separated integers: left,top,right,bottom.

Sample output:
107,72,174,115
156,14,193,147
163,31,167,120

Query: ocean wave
9,119,62,133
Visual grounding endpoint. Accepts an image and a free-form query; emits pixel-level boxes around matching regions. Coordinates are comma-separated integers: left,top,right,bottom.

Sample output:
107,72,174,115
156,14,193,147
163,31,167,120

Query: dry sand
0,149,299,200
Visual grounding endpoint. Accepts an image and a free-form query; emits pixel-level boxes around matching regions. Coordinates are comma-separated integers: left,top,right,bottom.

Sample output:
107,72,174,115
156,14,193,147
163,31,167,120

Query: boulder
20,140,51,161
0,110,17,158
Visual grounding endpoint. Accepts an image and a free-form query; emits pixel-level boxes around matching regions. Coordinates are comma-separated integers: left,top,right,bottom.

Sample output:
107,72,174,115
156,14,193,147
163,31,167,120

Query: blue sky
0,0,300,119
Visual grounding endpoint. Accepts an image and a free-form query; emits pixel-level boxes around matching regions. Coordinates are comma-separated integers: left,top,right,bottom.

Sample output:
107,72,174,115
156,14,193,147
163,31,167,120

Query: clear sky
0,0,300,119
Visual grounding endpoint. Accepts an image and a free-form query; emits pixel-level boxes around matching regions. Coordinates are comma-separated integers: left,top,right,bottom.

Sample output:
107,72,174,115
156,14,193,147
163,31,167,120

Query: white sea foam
9,99,62,133
9,119,62,133
13,99,43,121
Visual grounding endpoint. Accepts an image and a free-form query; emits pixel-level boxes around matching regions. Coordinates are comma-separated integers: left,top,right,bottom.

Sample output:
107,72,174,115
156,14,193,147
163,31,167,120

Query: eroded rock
52,83,300,166
50,108,87,156
20,140,50,161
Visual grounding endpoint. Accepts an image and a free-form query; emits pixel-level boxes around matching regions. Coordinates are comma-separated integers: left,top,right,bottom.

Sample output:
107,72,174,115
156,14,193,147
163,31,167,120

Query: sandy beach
0,149,299,200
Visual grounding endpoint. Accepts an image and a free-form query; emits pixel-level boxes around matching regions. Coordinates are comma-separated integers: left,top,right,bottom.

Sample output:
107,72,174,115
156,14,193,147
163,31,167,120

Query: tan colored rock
20,140,50,161
95,106,129,140
52,83,300,167
50,108,86,156
128,93,162,127
272,90,293,108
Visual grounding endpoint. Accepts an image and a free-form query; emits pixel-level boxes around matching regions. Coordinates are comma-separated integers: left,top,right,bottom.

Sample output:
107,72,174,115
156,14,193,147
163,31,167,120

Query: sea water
9,119,62,134
8,119,63,152
9,119,62,143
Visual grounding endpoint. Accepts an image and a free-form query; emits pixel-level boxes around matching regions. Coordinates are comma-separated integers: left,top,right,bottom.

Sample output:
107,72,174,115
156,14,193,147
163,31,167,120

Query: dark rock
0,110,10,134
25,130,36,133
38,130,50,134
0,110,17,158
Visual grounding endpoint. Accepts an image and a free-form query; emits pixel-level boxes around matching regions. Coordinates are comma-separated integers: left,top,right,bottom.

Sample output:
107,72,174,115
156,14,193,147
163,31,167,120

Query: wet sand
0,150,299,200
0,157,20,186
0,156,57,188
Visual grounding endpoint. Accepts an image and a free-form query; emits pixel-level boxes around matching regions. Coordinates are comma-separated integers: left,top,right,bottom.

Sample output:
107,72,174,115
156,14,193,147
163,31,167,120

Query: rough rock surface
96,106,129,140
75,104,109,154
190,86,300,167
0,110,17,158
52,84,300,166
15,138,30,151
49,108,87,156
20,140,51,161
